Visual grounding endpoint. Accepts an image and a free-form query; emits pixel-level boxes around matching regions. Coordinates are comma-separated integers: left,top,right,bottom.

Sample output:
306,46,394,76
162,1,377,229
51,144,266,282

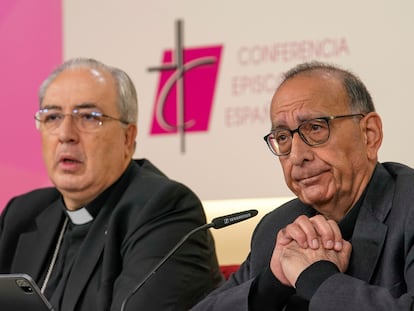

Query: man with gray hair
192,61,414,310
0,58,223,311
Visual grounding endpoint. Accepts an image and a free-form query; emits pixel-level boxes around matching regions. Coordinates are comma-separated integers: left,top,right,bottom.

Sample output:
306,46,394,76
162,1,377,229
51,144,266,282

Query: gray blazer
192,162,414,311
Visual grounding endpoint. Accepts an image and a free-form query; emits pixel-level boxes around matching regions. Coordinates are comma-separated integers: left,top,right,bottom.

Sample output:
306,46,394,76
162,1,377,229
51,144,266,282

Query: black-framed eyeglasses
34,108,129,133
263,113,365,156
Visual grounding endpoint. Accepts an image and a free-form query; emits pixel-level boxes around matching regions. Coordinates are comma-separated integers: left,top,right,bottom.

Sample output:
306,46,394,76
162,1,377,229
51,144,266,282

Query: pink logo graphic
149,20,222,153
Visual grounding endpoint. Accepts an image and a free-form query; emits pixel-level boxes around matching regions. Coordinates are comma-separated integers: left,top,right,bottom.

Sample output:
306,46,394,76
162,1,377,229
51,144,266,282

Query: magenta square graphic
150,46,223,134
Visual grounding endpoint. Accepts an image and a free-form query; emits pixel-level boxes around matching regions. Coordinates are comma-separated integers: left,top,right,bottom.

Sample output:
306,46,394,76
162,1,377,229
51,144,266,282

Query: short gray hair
38,57,138,124
280,61,375,114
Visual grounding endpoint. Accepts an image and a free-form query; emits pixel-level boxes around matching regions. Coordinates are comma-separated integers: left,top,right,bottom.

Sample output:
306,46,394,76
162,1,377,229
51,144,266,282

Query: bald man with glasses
193,61,414,311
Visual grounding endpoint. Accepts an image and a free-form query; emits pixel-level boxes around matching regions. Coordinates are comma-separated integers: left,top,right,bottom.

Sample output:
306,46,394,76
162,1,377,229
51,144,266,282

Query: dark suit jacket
0,159,223,311
192,162,414,311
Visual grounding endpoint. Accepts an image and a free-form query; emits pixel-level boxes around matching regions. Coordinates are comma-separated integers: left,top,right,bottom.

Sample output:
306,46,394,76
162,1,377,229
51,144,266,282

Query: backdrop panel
0,0,62,209
3,1,413,209
62,0,414,202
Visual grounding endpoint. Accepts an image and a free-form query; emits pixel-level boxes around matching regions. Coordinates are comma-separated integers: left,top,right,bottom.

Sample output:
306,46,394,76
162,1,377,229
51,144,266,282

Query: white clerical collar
66,207,94,225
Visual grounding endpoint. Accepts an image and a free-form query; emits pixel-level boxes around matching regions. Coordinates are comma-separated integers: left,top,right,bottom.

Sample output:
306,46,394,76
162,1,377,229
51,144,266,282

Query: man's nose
56,114,80,141
288,132,311,163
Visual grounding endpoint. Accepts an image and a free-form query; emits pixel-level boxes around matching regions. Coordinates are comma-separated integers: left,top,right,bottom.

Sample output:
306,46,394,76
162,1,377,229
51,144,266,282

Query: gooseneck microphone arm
120,223,214,311
120,209,258,311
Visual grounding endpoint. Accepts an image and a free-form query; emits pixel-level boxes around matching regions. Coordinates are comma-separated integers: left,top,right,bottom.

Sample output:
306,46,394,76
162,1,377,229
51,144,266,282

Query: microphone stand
120,210,257,311
120,222,214,311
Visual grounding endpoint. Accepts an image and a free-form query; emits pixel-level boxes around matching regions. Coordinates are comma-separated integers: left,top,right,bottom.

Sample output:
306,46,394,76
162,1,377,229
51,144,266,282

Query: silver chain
40,217,69,293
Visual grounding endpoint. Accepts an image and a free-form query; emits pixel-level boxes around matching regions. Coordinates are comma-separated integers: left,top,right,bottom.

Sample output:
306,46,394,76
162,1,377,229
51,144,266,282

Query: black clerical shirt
42,177,117,310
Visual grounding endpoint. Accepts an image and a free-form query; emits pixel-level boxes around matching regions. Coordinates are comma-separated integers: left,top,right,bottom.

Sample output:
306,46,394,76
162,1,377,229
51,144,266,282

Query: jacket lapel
13,201,65,282
347,213,388,281
346,163,394,282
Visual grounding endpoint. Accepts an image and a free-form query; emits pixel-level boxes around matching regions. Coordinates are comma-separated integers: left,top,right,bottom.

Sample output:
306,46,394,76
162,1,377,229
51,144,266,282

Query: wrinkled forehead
270,74,349,123
42,67,117,111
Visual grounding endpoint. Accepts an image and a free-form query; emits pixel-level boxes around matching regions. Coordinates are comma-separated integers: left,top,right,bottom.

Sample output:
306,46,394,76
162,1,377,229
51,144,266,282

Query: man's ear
124,124,138,157
361,112,383,160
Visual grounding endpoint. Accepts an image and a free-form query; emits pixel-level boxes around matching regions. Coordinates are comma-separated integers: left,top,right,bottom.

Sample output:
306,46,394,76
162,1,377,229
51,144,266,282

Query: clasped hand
270,215,352,287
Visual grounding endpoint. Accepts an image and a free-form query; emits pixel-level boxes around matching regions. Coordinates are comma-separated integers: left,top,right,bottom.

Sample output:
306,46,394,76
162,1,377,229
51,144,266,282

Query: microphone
120,209,258,311
211,209,258,229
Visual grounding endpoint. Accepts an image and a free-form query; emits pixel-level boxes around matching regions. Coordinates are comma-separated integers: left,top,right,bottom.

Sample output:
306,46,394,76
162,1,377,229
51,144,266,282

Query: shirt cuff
249,267,295,310
295,260,340,301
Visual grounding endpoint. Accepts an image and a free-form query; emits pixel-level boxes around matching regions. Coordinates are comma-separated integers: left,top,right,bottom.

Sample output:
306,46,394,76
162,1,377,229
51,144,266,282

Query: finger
278,224,309,248
289,215,320,249
276,227,295,246
332,240,352,272
342,239,352,255
270,239,293,286
327,219,343,251
309,215,342,250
